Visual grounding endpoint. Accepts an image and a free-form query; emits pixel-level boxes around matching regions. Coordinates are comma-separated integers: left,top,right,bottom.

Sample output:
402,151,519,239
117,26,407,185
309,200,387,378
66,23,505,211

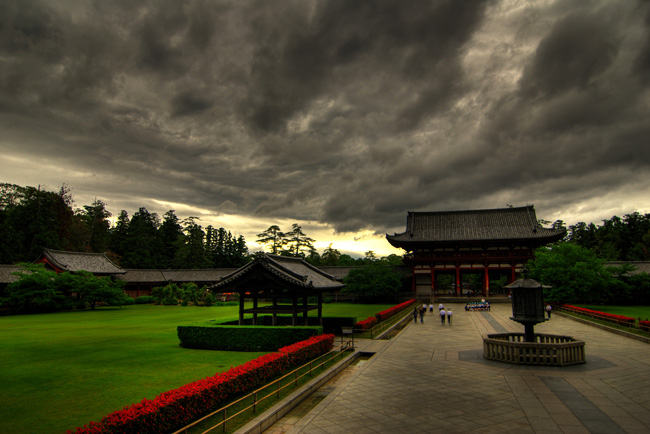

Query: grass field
0,302,391,434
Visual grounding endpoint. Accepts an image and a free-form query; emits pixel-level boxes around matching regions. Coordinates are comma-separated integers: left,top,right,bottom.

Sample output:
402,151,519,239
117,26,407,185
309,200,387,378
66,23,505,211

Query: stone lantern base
483,333,585,366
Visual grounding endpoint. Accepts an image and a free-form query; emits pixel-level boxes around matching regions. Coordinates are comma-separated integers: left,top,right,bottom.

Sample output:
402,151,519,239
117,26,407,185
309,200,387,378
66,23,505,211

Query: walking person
447,308,453,325
413,307,418,323
419,306,425,323
440,308,446,325
546,304,552,319
429,303,434,315
439,302,444,311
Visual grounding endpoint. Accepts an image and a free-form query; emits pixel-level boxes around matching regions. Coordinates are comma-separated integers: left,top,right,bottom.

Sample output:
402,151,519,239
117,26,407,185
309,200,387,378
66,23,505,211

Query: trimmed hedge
67,334,335,434
178,324,323,351
134,296,155,304
218,315,355,335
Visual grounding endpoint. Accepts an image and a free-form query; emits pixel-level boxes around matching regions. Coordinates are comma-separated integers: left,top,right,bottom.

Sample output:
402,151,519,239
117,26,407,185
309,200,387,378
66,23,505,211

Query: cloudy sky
1,0,649,258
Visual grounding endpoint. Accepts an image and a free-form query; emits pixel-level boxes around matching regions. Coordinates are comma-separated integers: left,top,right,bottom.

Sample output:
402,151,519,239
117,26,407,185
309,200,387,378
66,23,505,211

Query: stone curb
555,311,650,344
233,351,361,434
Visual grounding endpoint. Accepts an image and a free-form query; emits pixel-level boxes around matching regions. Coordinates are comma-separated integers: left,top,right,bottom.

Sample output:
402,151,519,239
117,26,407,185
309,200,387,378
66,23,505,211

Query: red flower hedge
375,299,416,322
639,320,650,331
562,305,635,324
355,316,378,330
68,334,335,434
353,299,415,329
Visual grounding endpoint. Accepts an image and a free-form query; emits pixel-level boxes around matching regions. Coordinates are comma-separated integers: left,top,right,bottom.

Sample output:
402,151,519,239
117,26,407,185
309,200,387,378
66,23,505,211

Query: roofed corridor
262,303,650,434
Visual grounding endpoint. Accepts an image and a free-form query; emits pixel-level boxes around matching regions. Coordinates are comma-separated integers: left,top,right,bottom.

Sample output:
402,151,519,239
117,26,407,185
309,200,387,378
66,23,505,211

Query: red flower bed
279,334,336,366
640,320,650,332
355,316,378,330
68,334,334,434
375,299,416,322
562,305,635,324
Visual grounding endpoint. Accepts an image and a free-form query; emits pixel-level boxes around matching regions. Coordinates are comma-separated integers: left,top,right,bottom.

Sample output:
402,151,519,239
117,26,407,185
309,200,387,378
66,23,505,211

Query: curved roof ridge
387,205,565,247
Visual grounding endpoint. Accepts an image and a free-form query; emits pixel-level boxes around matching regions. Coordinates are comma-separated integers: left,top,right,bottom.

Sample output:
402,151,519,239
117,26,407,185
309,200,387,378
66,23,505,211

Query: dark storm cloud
2,0,650,243
518,12,619,99
241,0,487,134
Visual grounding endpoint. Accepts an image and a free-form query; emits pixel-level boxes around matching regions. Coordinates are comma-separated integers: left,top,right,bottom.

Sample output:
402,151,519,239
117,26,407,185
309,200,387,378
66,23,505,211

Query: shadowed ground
265,303,650,434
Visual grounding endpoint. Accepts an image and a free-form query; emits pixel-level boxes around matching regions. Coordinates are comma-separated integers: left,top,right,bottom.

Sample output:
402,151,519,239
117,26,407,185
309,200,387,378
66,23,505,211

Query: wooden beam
238,290,244,325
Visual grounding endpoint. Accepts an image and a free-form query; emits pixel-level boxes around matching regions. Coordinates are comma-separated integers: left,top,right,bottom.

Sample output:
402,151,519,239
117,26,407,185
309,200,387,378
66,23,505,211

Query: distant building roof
605,262,650,275
37,248,125,274
211,253,344,292
116,268,239,284
386,205,566,249
0,265,20,284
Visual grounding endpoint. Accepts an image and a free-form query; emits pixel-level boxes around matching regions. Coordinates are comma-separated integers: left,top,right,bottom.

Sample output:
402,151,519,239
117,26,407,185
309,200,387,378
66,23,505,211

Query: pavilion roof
211,253,344,292
38,248,125,274
386,205,566,248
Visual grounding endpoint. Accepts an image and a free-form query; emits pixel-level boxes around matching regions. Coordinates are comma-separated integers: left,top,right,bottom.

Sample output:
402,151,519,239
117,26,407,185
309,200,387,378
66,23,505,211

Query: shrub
134,296,155,304
120,297,135,306
204,293,215,307
152,283,183,305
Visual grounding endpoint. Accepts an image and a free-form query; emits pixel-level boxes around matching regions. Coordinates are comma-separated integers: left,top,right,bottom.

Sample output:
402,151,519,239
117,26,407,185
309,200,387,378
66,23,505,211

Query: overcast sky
1,0,649,258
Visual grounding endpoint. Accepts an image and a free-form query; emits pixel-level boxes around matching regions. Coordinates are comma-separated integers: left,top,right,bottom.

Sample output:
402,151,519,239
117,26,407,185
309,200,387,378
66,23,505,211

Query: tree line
0,183,249,269
0,183,401,269
566,212,650,261
255,224,403,267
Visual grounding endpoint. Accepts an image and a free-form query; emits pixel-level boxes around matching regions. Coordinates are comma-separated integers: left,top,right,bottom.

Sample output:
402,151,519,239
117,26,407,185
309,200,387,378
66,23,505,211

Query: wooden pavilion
208,253,344,326
386,206,566,298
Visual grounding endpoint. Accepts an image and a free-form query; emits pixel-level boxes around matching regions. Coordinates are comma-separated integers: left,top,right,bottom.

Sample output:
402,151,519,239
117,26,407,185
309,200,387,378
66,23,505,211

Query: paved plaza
268,303,650,434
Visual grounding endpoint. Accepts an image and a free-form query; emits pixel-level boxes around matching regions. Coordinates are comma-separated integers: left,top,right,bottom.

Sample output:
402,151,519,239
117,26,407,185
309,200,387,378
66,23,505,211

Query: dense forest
0,183,249,268
0,183,400,269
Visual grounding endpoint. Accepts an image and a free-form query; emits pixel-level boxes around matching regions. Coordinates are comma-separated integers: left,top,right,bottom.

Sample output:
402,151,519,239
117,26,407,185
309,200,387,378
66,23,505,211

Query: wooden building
115,268,238,298
386,206,566,299
209,253,344,326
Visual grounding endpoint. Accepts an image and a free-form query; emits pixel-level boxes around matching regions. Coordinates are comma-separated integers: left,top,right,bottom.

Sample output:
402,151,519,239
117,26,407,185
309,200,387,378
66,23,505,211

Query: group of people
439,304,452,325
412,303,452,325
464,301,490,311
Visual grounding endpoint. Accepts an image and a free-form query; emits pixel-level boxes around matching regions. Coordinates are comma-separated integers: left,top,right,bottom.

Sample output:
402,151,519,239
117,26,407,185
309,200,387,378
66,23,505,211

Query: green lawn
0,302,391,434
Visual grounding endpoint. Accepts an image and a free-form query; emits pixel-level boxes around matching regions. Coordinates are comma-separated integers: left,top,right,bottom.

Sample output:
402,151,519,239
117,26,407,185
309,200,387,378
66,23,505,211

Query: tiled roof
40,248,125,274
386,206,566,247
0,265,20,284
318,266,356,281
116,268,238,284
605,262,650,275
211,254,344,291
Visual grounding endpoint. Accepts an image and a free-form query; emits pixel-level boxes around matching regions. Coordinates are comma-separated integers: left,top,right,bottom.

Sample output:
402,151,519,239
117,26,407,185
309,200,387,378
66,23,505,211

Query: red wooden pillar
411,266,416,293
455,267,461,296
430,267,436,298
484,267,490,297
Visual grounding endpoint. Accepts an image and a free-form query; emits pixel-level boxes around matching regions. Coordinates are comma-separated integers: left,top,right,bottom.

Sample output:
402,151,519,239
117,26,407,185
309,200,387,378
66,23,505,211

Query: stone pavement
267,303,650,434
